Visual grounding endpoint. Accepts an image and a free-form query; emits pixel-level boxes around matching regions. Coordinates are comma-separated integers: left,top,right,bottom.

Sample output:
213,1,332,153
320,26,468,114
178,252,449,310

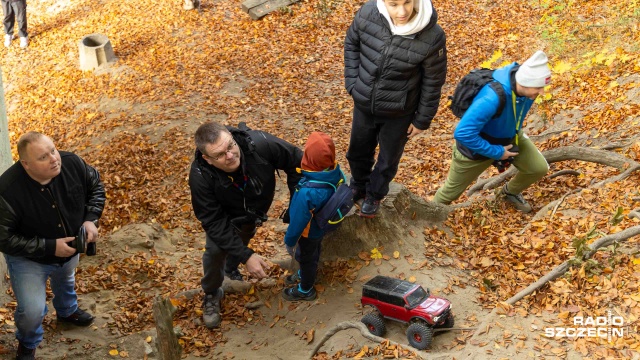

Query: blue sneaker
282,285,317,301
285,270,301,285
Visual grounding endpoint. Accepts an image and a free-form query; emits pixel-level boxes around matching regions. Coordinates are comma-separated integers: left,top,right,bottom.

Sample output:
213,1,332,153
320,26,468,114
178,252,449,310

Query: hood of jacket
301,132,336,172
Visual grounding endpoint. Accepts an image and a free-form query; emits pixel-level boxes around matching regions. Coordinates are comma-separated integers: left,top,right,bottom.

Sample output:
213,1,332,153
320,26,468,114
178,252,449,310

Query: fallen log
243,0,301,20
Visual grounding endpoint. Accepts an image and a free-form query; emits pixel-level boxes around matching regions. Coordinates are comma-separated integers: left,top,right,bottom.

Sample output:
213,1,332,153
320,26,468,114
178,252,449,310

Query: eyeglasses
208,138,237,161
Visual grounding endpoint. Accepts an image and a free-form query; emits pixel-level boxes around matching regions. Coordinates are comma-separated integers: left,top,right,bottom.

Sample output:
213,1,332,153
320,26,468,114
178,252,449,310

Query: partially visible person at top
433,51,552,212
344,0,447,217
188,122,302,329
0,131,105,360
281,132,345,302
2,0,28,48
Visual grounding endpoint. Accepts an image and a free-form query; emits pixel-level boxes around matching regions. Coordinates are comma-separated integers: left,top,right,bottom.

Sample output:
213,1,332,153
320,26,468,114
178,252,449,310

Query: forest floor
0,0,639,359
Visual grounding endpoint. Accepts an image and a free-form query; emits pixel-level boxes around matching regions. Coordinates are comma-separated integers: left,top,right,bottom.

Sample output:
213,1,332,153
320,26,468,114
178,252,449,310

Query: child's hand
286,245,296,257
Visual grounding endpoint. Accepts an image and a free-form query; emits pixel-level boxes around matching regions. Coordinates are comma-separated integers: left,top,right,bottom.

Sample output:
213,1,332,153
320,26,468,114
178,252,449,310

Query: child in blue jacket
282,132,346,301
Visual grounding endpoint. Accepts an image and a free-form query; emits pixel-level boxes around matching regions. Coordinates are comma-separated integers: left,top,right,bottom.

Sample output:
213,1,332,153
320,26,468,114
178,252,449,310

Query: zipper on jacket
371,35,393,114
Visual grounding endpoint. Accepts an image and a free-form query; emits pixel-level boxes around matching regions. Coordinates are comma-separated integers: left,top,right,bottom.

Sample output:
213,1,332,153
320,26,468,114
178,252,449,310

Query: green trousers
433,133,549,204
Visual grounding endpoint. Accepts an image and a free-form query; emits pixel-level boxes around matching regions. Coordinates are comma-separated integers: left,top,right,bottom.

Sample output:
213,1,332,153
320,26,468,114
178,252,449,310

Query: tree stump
321,182,449,259
153,295,182,360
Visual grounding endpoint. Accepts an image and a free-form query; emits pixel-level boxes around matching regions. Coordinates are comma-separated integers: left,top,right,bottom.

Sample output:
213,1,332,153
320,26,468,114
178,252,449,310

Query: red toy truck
360,275,454,349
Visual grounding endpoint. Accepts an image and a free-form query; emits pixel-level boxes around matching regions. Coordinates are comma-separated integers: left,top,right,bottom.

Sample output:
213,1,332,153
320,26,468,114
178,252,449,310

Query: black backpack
449,68,506,119
298,173,354,233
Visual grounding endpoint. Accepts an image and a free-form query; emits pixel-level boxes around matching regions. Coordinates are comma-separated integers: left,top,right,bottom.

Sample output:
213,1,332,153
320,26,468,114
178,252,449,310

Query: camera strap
511,91,526,146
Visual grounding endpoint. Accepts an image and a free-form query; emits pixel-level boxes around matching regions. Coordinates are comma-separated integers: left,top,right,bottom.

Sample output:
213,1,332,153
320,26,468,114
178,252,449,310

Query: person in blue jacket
433,51,551,213
282,132,345,301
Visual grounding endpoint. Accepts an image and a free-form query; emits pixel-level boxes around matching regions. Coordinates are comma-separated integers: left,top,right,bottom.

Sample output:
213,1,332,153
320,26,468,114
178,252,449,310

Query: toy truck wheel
436,313,455,328
361,313,386,336
442,314,454,328
406,322,433,350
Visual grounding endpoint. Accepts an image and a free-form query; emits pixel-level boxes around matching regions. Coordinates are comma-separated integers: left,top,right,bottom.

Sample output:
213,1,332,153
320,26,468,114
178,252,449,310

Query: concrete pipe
78,34,116,71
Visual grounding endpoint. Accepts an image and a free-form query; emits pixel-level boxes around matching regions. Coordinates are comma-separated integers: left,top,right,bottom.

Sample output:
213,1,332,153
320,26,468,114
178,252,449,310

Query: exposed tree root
548,169,581,179
307,321,414,360
600,140,637,150
467,146,640,197
528,127,573,143
549,191,573,220
463,225,640,358
308,320,476,359
630,209,640,220
518,188,582,235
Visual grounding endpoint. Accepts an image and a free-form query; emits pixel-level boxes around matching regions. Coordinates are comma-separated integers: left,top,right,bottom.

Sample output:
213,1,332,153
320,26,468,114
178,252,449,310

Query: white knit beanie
515,51,551,88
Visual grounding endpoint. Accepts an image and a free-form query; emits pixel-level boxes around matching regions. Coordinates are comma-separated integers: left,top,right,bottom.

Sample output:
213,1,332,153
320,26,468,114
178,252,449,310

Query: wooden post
153,295,182,360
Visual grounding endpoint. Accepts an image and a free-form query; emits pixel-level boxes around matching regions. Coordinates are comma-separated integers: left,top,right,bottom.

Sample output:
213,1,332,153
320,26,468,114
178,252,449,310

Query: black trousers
1,0,27,38
294,236,323,291
201,222,256,294
346,106,413,199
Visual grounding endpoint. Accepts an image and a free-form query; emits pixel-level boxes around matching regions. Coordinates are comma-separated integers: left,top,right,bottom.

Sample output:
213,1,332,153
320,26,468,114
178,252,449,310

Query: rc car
360,275,454,350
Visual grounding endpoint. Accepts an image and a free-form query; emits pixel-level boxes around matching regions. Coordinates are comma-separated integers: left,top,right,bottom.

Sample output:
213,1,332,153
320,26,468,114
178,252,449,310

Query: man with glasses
189,122,302,329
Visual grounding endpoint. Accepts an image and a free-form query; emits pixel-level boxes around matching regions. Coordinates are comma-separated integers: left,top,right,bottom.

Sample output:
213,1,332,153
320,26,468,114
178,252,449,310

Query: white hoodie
376,0,433,36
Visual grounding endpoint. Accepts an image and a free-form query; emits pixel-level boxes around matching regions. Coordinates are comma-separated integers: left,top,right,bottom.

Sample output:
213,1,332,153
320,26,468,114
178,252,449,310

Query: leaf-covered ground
0,0,639,358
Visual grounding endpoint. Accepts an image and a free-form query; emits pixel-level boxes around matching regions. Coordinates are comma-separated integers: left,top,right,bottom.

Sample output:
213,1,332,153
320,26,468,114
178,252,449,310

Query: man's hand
245,254,270,279
82,221,99,243
500,144,519,160
55,237,77,257
407,124,423,139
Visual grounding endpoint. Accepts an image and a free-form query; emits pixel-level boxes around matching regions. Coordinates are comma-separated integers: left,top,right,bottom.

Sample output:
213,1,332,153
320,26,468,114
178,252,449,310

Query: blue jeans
4,254,80,349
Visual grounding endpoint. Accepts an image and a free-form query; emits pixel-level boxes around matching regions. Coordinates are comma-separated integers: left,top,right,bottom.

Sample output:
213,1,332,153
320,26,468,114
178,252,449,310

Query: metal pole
0,66,11,172
0,66,12,291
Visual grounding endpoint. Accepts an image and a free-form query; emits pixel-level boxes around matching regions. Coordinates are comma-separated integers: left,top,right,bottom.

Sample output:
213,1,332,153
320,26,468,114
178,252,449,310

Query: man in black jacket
0,131,105,360
189,122,302,329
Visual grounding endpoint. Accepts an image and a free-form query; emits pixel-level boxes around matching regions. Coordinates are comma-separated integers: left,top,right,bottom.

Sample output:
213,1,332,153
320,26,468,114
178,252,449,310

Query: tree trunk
321,182,449,259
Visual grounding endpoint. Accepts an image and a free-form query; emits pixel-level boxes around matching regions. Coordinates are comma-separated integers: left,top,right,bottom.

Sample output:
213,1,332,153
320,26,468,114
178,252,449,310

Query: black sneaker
350,186,366,203
16,342,35,360
202,288,224,329
284,270,301,285
57,308,95,326
282,285,317,301
359,196,380,218
225,269,244,281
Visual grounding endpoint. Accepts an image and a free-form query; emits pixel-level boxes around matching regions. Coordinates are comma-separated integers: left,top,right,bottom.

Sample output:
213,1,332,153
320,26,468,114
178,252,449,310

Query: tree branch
467,146,640,197
307,321,425,360
465,224,640,355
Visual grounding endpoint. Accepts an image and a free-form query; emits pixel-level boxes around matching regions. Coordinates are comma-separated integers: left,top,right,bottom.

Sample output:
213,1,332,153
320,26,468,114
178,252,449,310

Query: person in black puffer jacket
344,0,447,217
